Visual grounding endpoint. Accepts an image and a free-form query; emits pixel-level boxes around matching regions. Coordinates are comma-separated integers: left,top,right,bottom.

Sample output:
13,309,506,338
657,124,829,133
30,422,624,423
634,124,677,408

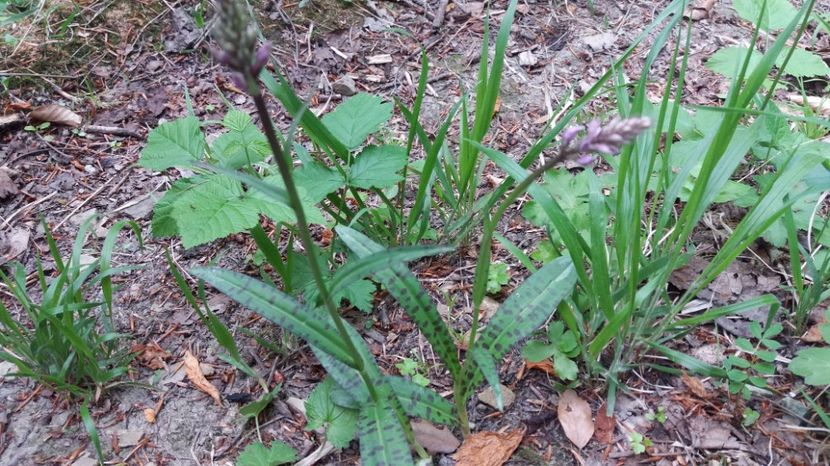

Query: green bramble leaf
139,116,206,170
706,46,763,78
293,161,346,203
322,93,393,149
348,144,408,189
306,378,358,448
170,174,260,248
237,440,297,466
732,0,798,31
790,348,830,386
212,110,270,169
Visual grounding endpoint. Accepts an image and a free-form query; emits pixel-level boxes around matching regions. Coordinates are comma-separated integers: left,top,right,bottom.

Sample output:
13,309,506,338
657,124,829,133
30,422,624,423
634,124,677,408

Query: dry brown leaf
143,408,156,423
132,342,172,370
0,169,17,199
30,104,82,127
411,420,461,454
452,429,524,466
682,372,710,399
183,351,221,405
0,227,30,266
557,389,594,449
788,94,830,116
594,402,615,444
524,359,556,376
683,0,715,20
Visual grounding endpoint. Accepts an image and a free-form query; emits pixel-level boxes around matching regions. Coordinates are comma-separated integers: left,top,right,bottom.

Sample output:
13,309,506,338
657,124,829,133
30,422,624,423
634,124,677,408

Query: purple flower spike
561,125,584,147
576,155,596,165
564,116,651,157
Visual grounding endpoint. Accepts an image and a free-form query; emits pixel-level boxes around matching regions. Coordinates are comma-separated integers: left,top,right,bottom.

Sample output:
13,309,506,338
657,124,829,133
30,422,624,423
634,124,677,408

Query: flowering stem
247,77,380,400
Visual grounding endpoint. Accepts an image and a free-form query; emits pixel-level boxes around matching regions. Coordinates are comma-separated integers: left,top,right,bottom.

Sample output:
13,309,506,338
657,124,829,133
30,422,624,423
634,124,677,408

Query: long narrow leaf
385,376,457,426
191,267,354,367
359,396,415,466
337,226,463,380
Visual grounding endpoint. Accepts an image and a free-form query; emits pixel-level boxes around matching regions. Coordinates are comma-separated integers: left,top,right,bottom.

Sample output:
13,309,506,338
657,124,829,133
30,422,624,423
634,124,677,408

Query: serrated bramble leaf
732,0,798,31
306,378,358,448
790,348,830,385
358,397,415,466
384,376,457,426
706,47,763,78
139,116,205,170
212,110,270,169
246,176,326,225
322,93,393,149
293,161,346,202
170,175,260,248
776,47,830,78
236,440,297,466
349,144,407,189
190,267,354,366
151,178,198,237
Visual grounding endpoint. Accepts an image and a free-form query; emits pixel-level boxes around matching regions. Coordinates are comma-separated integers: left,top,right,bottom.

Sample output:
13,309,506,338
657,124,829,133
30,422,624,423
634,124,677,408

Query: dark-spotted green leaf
328,243,454,298
337,226,462,379
359,396,415,466
465,256,576,397
470,348,503,410
311,312,386,406
190,267,354,367
384,376,457,426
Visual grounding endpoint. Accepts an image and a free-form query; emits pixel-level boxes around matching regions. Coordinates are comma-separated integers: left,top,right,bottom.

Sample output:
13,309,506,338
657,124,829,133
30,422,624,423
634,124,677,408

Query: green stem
248,78,379,401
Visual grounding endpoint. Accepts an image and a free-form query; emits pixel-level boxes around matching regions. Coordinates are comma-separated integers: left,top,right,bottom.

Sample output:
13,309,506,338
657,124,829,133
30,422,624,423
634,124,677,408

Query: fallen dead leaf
524,359,556,376
557,389,594,449
30,104,82,127
478,383,516,410
0,169,17,199
132,342,171,370
594,402,615,444
0,227,30,266
788,94,830,116
411,420,461,454
143,407,156,423
294,440,335,466
682,372,711,399
683,0,715,20
183,351,221,405
452,428,524,466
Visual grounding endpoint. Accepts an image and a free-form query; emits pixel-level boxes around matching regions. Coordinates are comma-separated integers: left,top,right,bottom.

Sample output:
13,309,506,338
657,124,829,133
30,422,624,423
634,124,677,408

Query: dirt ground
1,0,829,465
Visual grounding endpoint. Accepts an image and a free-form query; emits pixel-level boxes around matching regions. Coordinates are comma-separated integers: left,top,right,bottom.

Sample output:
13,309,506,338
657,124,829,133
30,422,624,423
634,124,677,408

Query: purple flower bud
561,125,584,147
211,47,232,66
576,155,596,165
250,41,272,76
230,72,247,90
